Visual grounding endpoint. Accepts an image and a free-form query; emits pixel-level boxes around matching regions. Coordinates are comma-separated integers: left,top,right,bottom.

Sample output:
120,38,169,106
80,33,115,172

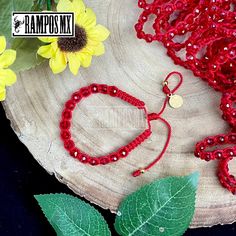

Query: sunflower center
57,25,87,52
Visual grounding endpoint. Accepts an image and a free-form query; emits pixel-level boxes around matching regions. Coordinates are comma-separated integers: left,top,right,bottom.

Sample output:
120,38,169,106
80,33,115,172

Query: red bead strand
135,0,236,92
135,0,236,194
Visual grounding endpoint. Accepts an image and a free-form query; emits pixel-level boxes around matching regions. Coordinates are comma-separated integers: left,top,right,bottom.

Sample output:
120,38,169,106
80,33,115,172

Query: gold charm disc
169,94,183,109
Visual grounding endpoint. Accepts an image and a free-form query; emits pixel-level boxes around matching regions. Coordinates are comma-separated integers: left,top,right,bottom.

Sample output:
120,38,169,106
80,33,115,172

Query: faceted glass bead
90,158,99,165
80,155,88,163
60,120,71,130
100,84,108,94
111,155,119,162
62,110,72,120
206,138,214,145
100,157,109,165
65,100,76,110
229,135,236,143
61,130,71,140
120,148,128,157
91,84,99,93
214,151,223,159
80,87,91,97
217,136,225,143
64,140,75,150
70,148,79,158
72,92,81,102
109,86,118,96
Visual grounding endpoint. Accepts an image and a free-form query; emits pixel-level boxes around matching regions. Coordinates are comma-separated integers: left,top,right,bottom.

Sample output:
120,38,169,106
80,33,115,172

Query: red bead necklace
135,0,236,193
60,72,183,177
135,0,236,92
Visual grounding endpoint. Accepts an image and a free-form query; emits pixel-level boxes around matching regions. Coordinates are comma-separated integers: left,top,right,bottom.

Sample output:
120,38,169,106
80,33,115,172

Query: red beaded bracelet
134,0,236,194
60,72,183,177
194,90,236,194
195,132,236,194
134,0,236,92
221,91,236,130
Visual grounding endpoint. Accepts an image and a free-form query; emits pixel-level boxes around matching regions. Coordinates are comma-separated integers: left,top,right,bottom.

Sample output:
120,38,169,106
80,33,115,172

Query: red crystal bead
119,148,128,158
217,136,225,143
100,157,109,165
70,148,80,158
214,151,223,159
194,150,200,157
62,109,72,120
206,138,214,145
90,84,99,93
109,86,119,96
79,154,89,163
90,158,99,165
60,120,71,130
203,152,212,161
229,134,236,143
72,92,81,103
61,130,71,140
110,155,119,162
80,87,91,97
100,85,108,94
65,100,76,110
64,140,75,151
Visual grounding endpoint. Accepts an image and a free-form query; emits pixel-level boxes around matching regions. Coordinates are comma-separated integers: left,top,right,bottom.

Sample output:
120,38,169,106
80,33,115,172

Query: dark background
0,103,235,236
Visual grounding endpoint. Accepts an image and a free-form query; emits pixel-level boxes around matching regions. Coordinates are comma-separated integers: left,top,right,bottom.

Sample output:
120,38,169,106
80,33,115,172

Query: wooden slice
3,0,236,228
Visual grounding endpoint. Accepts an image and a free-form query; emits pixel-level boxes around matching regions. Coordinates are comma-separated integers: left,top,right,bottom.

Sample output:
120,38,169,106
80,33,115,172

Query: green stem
38,0,43,10
47,0,52,10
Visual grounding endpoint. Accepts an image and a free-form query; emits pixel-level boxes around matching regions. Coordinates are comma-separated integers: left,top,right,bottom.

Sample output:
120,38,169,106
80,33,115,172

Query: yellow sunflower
37,0,110,75
0,36,17,101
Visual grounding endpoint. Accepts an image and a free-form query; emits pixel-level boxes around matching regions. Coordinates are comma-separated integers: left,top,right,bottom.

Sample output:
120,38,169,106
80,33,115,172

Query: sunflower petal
79,53,92,67
76,8,96,29
67,52,81,75
87,25,110,42
37,44,54,59
0,69,17,86
0,86,6,101
81,39,99,55
72,0,85,15
0,36,6,54
51,41,59,52
57,0,73,12
38,37,57,43
49,50,67,74
0,50,16,68
93,42,105,56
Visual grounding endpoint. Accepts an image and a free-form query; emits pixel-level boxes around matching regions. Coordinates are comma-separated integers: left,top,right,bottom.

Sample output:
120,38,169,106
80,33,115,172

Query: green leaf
0,0,34,41
35,193,111,236
11,38,46,72
114,172,199,236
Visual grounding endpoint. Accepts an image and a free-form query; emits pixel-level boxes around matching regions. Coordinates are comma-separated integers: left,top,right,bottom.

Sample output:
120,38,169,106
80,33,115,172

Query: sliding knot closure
148,113,160,121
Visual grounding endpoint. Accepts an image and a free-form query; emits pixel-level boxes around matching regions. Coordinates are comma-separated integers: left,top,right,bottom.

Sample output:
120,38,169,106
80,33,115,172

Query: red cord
163,71,183,95
132,71,182,176
60,72,183,177
132,116,172,177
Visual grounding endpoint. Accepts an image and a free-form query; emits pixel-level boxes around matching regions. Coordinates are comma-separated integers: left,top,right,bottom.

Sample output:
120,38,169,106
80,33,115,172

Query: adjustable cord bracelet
60,71,183,177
